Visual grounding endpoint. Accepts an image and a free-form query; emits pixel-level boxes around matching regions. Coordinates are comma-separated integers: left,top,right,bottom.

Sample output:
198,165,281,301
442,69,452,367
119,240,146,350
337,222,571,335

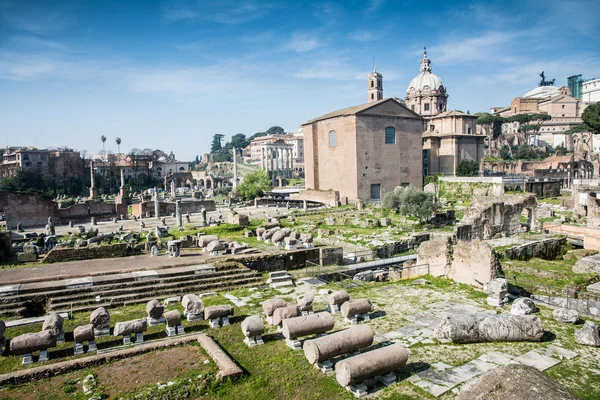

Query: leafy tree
564,124,591,135
100,135,106,154
554,144,568,156
475,112,504,140
210,134,225,153
397,188,437,223
266,126,284,135
229,133,248,149
515,144,537,160
236,170,272,200
382,187,402,211
500,146,512,160
583,102,600,134
456,160,479,176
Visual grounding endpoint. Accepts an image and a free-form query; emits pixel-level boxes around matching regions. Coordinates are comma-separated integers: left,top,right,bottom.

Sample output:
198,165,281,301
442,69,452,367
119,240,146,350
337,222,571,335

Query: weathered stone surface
304,325,373,364
434,314,544,343
300,233,313,243
478,315,544,342
335,343,409,387
164,310,181,327
573,254,600,274
198,235,219,248
17,252,37,262
206,240,225,252
262,298,287,316
182,294,204,315
262,229,274,240
42,313,64,336
341,299,373,318
73,324,95,343
272,305,299,326
417,238,503,286
282,312,335,340
272,230,286,243
204,305,234,320
197,334,243,381
297,292,314,311
574,321,600,346
241,315,264,337
552,308,579,324
510,298,537,316
256,227,266,238
353,270,375,282
457,364,578,400
329,290,349,305
145,299,164,320
113,318,147,336
10,330,57,354
90,307,110,330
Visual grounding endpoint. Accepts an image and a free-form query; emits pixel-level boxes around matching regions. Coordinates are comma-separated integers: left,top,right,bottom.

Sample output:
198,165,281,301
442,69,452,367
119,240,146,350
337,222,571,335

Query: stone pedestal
376,372,397,387
184,310,203,321
316,360,334,373
329,304,341,314
89,187,98,199
345,314,370,325
147,316,166,327
176,325,185,335
88,341,97,352
285,338,302,350
94,328,110,337
38,350,49,362
74,342,84,355
135,332,144,343
56,330,65,343
346,383,368,398
22,353,33,365
123,335,131,345
244,335,264,348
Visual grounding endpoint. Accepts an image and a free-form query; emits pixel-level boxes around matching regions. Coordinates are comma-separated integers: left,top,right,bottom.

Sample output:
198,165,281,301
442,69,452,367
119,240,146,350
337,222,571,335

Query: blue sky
1,0,600,160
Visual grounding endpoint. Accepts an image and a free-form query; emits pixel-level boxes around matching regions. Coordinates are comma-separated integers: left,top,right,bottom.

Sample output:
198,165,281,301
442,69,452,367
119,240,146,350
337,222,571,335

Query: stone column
170,180,176,199
290,149,294,175
89,160,98,198
275,147,280,178
120,168,125,188
176,200,182,227
233,147,238,189
154,187,160,219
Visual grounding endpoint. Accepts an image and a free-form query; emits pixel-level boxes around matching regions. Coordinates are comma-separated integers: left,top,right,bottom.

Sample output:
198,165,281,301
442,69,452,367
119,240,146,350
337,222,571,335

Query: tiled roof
302,98,421,125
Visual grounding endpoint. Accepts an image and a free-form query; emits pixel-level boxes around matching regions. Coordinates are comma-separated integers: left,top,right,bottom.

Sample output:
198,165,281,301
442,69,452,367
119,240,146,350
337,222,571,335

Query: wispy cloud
162,0,273,24
294,58,365,81
284,33,322,53
0,2,72,34
365,0,384,15
348,30,380,42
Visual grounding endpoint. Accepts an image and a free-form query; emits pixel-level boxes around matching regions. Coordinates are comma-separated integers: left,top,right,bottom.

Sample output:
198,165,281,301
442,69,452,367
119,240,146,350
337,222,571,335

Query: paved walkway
0,252,211,285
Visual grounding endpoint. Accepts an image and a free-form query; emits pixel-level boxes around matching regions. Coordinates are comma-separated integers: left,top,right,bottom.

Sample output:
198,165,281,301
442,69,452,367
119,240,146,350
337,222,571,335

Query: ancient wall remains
438,177,504,200
43,243,130,263
289,189,340,207
130,200,216,218
456,194,537,240
417,237,503,286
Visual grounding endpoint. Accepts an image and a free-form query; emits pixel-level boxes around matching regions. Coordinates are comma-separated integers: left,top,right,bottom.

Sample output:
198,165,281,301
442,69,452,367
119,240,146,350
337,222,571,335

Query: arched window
371,80,374,88
371,93,374,100
179,167,185,171
385,127,396,144
329,130,337,147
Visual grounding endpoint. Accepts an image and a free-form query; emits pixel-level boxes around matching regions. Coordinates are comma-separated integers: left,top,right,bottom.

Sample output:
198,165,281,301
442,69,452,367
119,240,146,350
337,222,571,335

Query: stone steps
48,272,262,310
51,280,263,314
0,263,264,318
47,269,254,304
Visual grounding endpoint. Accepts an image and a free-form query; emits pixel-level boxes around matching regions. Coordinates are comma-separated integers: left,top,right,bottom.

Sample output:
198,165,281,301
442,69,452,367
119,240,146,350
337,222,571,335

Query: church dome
406,48,445,93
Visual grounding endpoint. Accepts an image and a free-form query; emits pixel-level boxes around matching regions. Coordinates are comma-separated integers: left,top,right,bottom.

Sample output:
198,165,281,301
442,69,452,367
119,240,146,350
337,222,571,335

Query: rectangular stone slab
513,351,560,371
65,277,93,289
0,285,20,297
131,270,159,281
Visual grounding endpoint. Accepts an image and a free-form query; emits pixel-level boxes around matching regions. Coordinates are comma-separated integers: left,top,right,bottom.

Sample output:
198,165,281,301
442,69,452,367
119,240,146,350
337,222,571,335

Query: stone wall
289,189,340,207
438,177,504,200
543,222,600,251
456,194,537,240
237,246,343,272
131,200,216,218
0,191,127,228
43,243,130,263
496,237,568,261
525,180,562,198
417,237,503,286
0,231,11,262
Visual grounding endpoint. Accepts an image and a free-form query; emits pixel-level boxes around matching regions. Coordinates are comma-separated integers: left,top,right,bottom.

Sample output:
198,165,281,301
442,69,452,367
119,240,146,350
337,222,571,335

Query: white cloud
365,0,385,15
162,1,273,24
294,58,366,81
0,2,71,34
284,33,321,53
348,30,380,42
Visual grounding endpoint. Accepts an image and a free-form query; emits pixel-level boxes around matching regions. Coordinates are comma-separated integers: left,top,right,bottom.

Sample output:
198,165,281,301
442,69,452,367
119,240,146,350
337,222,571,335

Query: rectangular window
328,130,337,147
370,184,381,201
424,103,430,111
385,127,396,144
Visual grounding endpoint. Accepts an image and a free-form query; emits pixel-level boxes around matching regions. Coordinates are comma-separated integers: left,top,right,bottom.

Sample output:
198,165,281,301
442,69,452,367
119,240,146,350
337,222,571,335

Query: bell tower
367,66,383,103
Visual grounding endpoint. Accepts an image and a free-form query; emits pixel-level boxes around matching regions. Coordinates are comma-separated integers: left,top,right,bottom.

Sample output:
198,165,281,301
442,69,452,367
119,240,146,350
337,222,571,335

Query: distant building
303,98,423,203
149,152,189,179
405,48,448,117
583,77,600,104
0,147,82,179
568,75,584,100
422,111,484,176
248,132,304,174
